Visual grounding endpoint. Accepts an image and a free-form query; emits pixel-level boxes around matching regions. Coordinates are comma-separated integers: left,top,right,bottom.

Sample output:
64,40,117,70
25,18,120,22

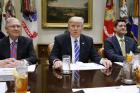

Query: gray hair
5,17,21,27
68,16,84,24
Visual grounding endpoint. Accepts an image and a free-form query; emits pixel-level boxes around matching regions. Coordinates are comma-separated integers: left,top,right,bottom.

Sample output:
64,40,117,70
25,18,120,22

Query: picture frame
41,0,92,28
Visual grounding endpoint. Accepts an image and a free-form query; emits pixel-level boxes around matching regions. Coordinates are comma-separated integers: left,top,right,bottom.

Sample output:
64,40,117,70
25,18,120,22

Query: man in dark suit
49,16,112,70
0,17,37,67
104,19,139,62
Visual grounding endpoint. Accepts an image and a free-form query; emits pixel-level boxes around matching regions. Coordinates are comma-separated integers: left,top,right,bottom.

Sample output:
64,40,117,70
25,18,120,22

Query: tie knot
11,41,17,46
74,39,78,43
120,39,124,42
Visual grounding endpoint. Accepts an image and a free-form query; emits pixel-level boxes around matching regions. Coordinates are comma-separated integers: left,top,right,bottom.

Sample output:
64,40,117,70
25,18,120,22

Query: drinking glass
133,54,140,93
14,61,28,93
122,53,135,84
62,55,71,74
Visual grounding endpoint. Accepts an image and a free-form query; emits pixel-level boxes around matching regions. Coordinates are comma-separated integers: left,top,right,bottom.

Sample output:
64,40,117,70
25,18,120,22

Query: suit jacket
104,35,139,62
49,32,101,65
0,31,5,39
0,36,37,64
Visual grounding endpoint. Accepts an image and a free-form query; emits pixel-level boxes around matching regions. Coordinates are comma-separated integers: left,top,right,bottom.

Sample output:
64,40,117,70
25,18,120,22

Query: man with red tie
0,17,37,67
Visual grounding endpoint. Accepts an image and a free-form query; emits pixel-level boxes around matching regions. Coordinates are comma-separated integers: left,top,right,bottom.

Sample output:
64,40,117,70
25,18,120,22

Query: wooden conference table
3,60,127,93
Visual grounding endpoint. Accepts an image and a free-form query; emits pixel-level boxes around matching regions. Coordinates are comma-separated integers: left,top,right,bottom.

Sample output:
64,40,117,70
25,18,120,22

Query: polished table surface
2,62,130,93
43,64,123,93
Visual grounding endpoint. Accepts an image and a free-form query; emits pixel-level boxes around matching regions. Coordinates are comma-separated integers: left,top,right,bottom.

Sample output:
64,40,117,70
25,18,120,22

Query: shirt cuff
53,59,61,64
100,58,106,64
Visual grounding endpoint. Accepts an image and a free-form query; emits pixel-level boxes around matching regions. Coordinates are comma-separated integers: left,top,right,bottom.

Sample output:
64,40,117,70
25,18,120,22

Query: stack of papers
73,85,139,93
0,65,36,81
70,62,105,70
0,64,36,76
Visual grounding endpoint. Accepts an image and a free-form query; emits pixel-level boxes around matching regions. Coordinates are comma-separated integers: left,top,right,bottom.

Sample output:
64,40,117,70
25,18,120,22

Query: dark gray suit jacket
104,35,139,62
49,32,101,65
0,36,37,64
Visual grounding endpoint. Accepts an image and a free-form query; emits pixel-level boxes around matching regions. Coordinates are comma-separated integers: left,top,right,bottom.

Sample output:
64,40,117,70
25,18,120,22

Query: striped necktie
10,41,17,59
73,70,80,87
74,39,80,63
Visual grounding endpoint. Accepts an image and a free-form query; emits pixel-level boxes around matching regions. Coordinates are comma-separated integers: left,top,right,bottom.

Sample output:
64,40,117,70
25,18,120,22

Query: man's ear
5,27,8,30
114,27,117,32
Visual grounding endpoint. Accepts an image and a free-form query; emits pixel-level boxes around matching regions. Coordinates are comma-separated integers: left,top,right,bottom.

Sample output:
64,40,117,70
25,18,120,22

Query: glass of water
62,55,71,74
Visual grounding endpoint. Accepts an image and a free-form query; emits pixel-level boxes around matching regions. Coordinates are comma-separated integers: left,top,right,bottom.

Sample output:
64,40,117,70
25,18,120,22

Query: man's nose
74,26,78,30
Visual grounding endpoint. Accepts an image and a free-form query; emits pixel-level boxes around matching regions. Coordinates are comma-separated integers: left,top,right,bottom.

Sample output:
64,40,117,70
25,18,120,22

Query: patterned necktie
120,39,126,57
74,39,80,63
73,70,80,87
10,41,17,58
73,39,80,87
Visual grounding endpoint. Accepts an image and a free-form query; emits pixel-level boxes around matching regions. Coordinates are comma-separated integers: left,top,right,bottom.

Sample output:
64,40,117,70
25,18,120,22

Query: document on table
70,62,105,70
28,64,36,72
0,82,7,93
0,64,36,75
73,85,139,93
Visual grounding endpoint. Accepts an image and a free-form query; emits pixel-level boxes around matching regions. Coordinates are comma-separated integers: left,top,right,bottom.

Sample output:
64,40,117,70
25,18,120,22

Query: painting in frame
42,0,92,28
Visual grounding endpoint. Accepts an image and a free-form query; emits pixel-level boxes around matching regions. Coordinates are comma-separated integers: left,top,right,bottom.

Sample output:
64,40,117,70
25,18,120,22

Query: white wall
36,0,106,44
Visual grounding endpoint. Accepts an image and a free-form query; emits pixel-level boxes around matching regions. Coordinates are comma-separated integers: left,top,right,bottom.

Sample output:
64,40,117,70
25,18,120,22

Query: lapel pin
82,42,85,45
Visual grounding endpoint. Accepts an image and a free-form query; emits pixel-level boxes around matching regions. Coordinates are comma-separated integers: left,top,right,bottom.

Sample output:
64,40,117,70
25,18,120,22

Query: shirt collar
70,36,80,42
9,38,18,44
115,34,124,41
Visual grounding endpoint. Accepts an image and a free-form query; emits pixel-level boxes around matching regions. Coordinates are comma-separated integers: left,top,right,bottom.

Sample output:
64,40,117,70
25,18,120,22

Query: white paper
0,68,16,75
0,82,7,93
0,65,36,75
114,62,123,66
70,62,105,70
73,85,139,93
28,64,36,72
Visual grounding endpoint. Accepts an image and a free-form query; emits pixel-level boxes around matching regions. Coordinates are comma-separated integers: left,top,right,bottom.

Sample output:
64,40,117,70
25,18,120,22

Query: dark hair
114,19,126,27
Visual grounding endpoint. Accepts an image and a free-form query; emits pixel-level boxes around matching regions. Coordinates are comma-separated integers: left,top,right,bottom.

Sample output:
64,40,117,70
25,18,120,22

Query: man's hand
53,60,63,70
0,58,17,68
102,59,112,69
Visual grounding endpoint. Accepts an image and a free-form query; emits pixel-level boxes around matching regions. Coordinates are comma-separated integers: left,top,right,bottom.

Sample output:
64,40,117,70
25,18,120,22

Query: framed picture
42,0,92,28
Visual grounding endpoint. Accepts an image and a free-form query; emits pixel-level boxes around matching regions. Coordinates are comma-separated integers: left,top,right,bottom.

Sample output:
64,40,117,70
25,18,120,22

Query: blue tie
73,70,80,87
74,39,80,63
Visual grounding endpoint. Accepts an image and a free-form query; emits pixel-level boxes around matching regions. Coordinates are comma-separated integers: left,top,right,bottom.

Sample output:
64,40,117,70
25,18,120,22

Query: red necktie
10,41,17,59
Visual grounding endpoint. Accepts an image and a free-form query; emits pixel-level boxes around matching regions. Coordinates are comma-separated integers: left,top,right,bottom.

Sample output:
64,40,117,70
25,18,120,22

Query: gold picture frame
42,0,92,28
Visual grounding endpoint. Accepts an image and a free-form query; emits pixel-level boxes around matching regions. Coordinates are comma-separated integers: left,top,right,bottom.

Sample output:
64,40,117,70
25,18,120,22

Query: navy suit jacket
49,32,101,65
0,36,37,64
104,35,139,62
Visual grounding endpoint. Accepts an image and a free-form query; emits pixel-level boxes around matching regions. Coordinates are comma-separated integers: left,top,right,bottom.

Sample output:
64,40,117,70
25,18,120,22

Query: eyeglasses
8,25,21,29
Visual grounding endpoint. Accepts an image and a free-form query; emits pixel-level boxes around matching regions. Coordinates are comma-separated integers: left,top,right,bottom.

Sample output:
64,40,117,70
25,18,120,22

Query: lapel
113,36,122,55
65,33,72,56
17,36,23,59
124,37,129,53
79,35,86,60
3,37,10,58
